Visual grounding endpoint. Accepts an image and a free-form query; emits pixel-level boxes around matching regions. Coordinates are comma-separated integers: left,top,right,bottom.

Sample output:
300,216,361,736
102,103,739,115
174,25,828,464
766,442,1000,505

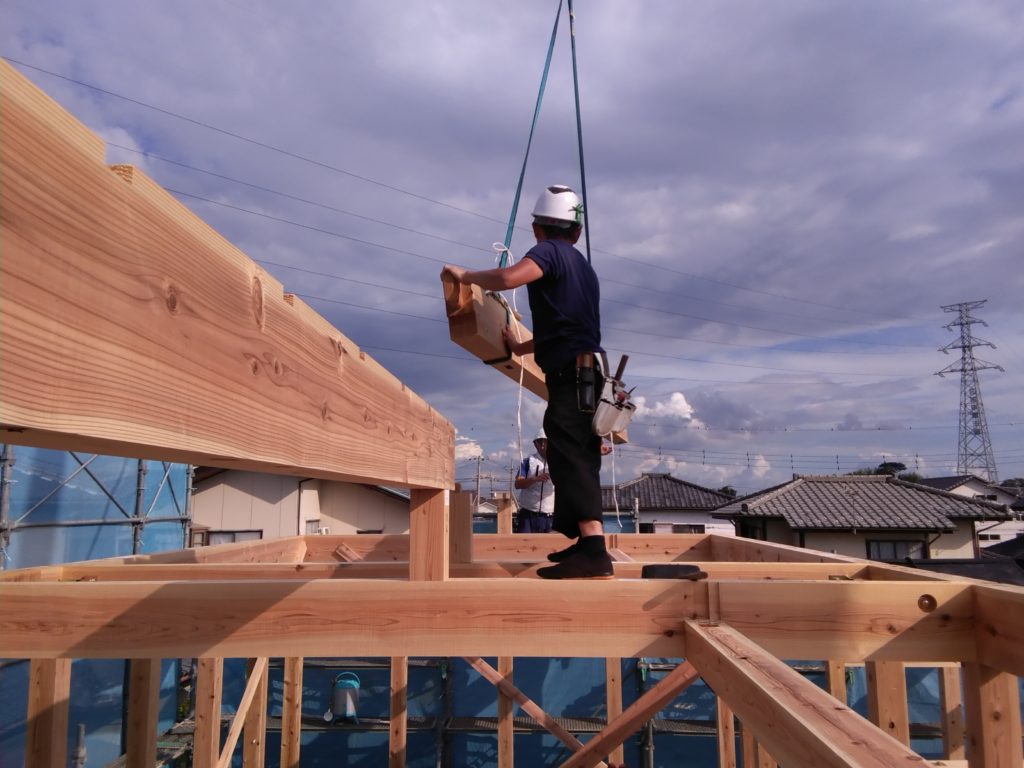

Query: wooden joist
0,60,453,489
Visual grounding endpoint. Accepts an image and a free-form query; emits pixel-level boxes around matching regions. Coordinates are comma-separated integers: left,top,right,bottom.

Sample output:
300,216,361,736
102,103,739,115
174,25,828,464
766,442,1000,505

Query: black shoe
537,550,614,580
546,542,580,562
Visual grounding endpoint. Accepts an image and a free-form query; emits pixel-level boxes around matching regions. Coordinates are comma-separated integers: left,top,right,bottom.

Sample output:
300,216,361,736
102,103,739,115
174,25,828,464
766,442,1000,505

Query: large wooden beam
48,558,873,583
683,620,925,767
441,274,547,400
0,60,453,489
0,579,989,660
717,580,976,662
0,578,702,658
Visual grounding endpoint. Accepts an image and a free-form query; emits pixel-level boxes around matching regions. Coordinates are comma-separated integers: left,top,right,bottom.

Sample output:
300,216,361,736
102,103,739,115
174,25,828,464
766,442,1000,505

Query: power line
109,142,491,255
3,57,504,225
127,144,930,353
5,56,936,328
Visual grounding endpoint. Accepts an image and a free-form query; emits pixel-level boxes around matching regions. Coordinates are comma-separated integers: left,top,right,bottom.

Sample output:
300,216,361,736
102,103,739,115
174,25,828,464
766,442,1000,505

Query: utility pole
474,456,482,509
936,300,1004,483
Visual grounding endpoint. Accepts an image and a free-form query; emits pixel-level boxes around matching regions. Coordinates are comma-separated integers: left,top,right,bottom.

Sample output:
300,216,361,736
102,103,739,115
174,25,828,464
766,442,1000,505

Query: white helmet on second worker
532,185,583,228
533,428,547,444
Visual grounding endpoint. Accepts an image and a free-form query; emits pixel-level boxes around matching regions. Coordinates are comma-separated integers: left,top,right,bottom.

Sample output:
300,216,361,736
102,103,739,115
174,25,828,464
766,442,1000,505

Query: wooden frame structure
2,60,1022,767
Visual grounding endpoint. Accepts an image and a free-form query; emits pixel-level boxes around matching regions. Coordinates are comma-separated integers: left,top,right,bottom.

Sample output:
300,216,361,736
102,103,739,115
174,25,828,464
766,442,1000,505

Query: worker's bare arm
503,327,534,357
441,259,543,291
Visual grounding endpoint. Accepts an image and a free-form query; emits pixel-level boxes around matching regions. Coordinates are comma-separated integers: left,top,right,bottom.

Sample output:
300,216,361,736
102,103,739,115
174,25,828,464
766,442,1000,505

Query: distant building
602,472,734,536
915,474,1024,545
715,474,1011,560
190,468,410,544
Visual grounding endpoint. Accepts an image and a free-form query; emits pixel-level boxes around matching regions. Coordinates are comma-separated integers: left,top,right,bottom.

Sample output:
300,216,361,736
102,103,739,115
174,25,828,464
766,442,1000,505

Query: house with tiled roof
916,474,1024,545
602,472,735,536
715,474,1011,560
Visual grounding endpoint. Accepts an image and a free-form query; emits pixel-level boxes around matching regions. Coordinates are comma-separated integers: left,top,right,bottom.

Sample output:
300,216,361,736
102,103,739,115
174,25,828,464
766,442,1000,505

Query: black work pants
543,365,603,539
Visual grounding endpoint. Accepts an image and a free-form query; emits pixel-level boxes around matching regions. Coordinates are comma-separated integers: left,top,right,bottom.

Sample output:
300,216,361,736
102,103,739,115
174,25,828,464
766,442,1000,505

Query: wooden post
939,664,965,760
497,496,513,535
25,658,71,768
194,657,224,768
605,658,625,766
825,660,847,705
449,488,474,565
962,661,1023,768
740,721,757,768
280,657,303,768
243,658,270,768
126,659,162,767
865,660,910,745
716,697,736,768
498,656,514,768
410,488,448,581
389,657,408,768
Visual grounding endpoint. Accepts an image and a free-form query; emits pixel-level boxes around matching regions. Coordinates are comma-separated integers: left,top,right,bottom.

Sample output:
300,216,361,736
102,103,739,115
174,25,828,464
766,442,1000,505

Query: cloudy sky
5,0,1022,495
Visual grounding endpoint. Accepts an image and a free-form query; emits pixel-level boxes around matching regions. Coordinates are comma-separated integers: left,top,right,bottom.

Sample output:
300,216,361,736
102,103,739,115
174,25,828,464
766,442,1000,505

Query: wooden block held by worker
441,274,547,400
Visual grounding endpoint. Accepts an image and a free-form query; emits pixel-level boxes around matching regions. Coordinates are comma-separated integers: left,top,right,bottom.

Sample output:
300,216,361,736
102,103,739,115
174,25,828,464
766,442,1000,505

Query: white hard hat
531,185,583,228
533,428,547,442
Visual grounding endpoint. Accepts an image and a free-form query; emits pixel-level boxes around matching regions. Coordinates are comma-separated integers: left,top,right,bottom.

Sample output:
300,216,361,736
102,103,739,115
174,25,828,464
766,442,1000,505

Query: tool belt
574,351,636,434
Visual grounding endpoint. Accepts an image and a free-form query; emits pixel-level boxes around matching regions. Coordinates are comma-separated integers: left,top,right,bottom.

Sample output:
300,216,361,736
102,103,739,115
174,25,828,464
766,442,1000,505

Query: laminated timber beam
0,60,452,490
683,620,925,768
0,579,985,662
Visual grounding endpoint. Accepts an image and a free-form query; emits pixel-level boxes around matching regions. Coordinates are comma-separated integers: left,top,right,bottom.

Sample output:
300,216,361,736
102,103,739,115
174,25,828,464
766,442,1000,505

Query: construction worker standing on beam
442,185,613,579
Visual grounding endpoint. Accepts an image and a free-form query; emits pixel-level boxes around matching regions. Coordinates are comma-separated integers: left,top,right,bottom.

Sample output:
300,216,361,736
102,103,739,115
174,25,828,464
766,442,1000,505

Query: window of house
207,530,263,546
673,524,706,534
867,539,925,561
978,533,1001,541
305,519,322,534
189,528,209,547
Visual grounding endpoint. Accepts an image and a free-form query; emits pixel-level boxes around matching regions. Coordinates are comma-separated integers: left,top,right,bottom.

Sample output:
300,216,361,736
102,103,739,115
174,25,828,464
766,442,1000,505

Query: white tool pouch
592,376,636,436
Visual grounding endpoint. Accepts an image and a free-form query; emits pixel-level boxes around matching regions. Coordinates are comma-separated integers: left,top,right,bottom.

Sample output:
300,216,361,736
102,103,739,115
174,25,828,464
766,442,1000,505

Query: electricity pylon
935,300,1003,483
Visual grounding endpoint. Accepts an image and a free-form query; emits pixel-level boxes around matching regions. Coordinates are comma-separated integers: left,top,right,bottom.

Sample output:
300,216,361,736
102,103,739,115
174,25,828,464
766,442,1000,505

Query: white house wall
802,524,976,560
317,483,409,534
639,511,735,536
192,471,301,538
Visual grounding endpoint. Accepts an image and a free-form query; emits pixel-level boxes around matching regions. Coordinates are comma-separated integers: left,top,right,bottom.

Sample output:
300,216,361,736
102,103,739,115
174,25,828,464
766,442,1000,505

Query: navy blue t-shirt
524,239,603,373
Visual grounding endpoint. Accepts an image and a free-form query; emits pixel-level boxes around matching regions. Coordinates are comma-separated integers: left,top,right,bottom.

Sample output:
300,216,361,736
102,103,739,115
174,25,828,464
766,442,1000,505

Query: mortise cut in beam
683,620,925,768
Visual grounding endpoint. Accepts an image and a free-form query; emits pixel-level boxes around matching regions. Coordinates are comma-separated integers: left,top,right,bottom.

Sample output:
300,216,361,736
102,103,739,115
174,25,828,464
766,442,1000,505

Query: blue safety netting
0,446,188,765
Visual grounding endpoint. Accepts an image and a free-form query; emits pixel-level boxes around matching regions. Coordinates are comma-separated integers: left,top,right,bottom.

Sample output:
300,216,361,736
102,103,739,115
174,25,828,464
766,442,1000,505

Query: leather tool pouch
576,364,598,413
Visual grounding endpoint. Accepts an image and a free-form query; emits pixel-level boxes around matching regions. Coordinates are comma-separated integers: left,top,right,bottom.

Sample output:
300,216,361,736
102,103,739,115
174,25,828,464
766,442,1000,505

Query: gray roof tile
716,475,1010,531
602,473,731,512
